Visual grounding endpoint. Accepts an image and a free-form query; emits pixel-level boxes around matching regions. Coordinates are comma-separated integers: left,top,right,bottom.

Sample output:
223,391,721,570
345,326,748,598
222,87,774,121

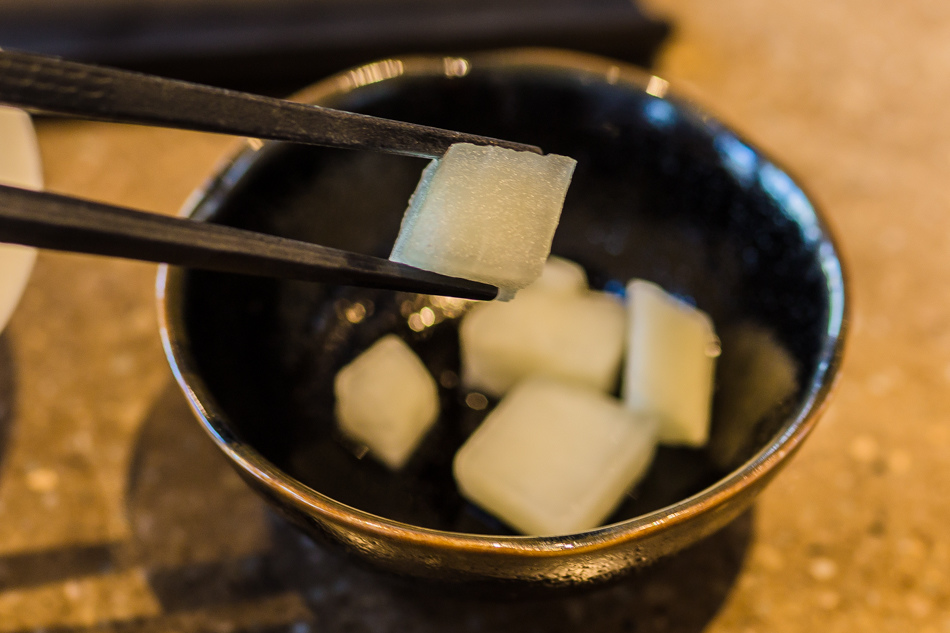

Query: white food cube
390,143,576,301
526,255,589,296
334,335,439,469
623,280,718,447
460,287,625,398
453,377,657,536
708,323,798,469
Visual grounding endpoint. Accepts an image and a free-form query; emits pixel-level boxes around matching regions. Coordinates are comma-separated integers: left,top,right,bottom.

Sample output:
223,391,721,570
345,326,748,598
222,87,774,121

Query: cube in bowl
461,288,626,398
527,255,589,296
624,280,718,447
334,334,439,469
454,377,657,536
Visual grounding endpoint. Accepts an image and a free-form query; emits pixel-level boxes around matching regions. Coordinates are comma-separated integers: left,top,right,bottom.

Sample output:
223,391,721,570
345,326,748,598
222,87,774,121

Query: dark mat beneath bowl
0,0,670,95
0,381,752,633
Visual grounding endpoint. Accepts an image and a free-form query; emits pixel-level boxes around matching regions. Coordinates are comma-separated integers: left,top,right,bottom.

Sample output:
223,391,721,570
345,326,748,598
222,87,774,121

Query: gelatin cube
454,377,657,536
390,143,576,301
708,322,798,469
623,280,718,447
527,255,589,296
461,286,625,397
334,335,440,469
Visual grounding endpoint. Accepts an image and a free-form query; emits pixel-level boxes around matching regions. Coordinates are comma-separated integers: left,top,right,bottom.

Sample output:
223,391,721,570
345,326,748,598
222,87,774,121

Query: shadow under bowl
158,49,847,591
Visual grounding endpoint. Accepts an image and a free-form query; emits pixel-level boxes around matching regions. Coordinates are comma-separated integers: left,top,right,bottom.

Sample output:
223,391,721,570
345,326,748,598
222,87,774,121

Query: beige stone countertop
644,2,950,631
0,1,948,631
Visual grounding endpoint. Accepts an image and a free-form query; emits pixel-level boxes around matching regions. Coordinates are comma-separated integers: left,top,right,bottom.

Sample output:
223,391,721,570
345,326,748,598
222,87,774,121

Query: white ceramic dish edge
0,105,41,333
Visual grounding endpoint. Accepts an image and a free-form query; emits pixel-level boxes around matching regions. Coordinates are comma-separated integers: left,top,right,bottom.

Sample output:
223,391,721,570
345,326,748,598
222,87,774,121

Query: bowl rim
157,47,849,557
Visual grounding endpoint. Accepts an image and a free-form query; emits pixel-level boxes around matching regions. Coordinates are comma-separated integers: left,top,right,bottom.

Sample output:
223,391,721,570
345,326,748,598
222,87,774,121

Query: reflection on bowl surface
160,49,846,588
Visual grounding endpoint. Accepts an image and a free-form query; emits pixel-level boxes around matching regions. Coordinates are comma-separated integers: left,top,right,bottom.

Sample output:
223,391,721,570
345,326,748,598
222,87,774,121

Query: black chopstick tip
394,267,499,301
466,284,499,302
423,278,499,302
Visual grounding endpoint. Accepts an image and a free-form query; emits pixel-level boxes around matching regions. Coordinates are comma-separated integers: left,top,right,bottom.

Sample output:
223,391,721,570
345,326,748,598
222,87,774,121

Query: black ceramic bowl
158,49,847,590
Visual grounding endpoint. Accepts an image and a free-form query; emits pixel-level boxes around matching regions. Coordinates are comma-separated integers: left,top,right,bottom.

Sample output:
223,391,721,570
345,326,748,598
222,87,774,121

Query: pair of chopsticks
0,50,542,300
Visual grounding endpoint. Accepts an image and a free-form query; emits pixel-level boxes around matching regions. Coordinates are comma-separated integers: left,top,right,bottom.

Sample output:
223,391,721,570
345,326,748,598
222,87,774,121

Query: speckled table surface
0,1,947,631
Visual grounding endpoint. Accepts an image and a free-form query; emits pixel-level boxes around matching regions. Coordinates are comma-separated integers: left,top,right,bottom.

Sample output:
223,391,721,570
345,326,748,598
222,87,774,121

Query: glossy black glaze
162,53,845,587
180,63,834,535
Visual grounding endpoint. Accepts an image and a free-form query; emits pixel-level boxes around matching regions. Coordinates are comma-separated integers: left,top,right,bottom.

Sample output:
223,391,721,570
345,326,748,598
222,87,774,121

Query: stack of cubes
335,144,720,536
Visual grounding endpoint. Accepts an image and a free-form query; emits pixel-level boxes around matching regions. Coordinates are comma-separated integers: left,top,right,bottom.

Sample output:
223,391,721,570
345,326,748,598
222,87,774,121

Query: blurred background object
0,0,670,94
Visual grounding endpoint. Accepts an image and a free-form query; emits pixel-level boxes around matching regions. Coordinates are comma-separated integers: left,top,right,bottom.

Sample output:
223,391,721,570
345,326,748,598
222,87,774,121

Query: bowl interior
177,57,841,536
